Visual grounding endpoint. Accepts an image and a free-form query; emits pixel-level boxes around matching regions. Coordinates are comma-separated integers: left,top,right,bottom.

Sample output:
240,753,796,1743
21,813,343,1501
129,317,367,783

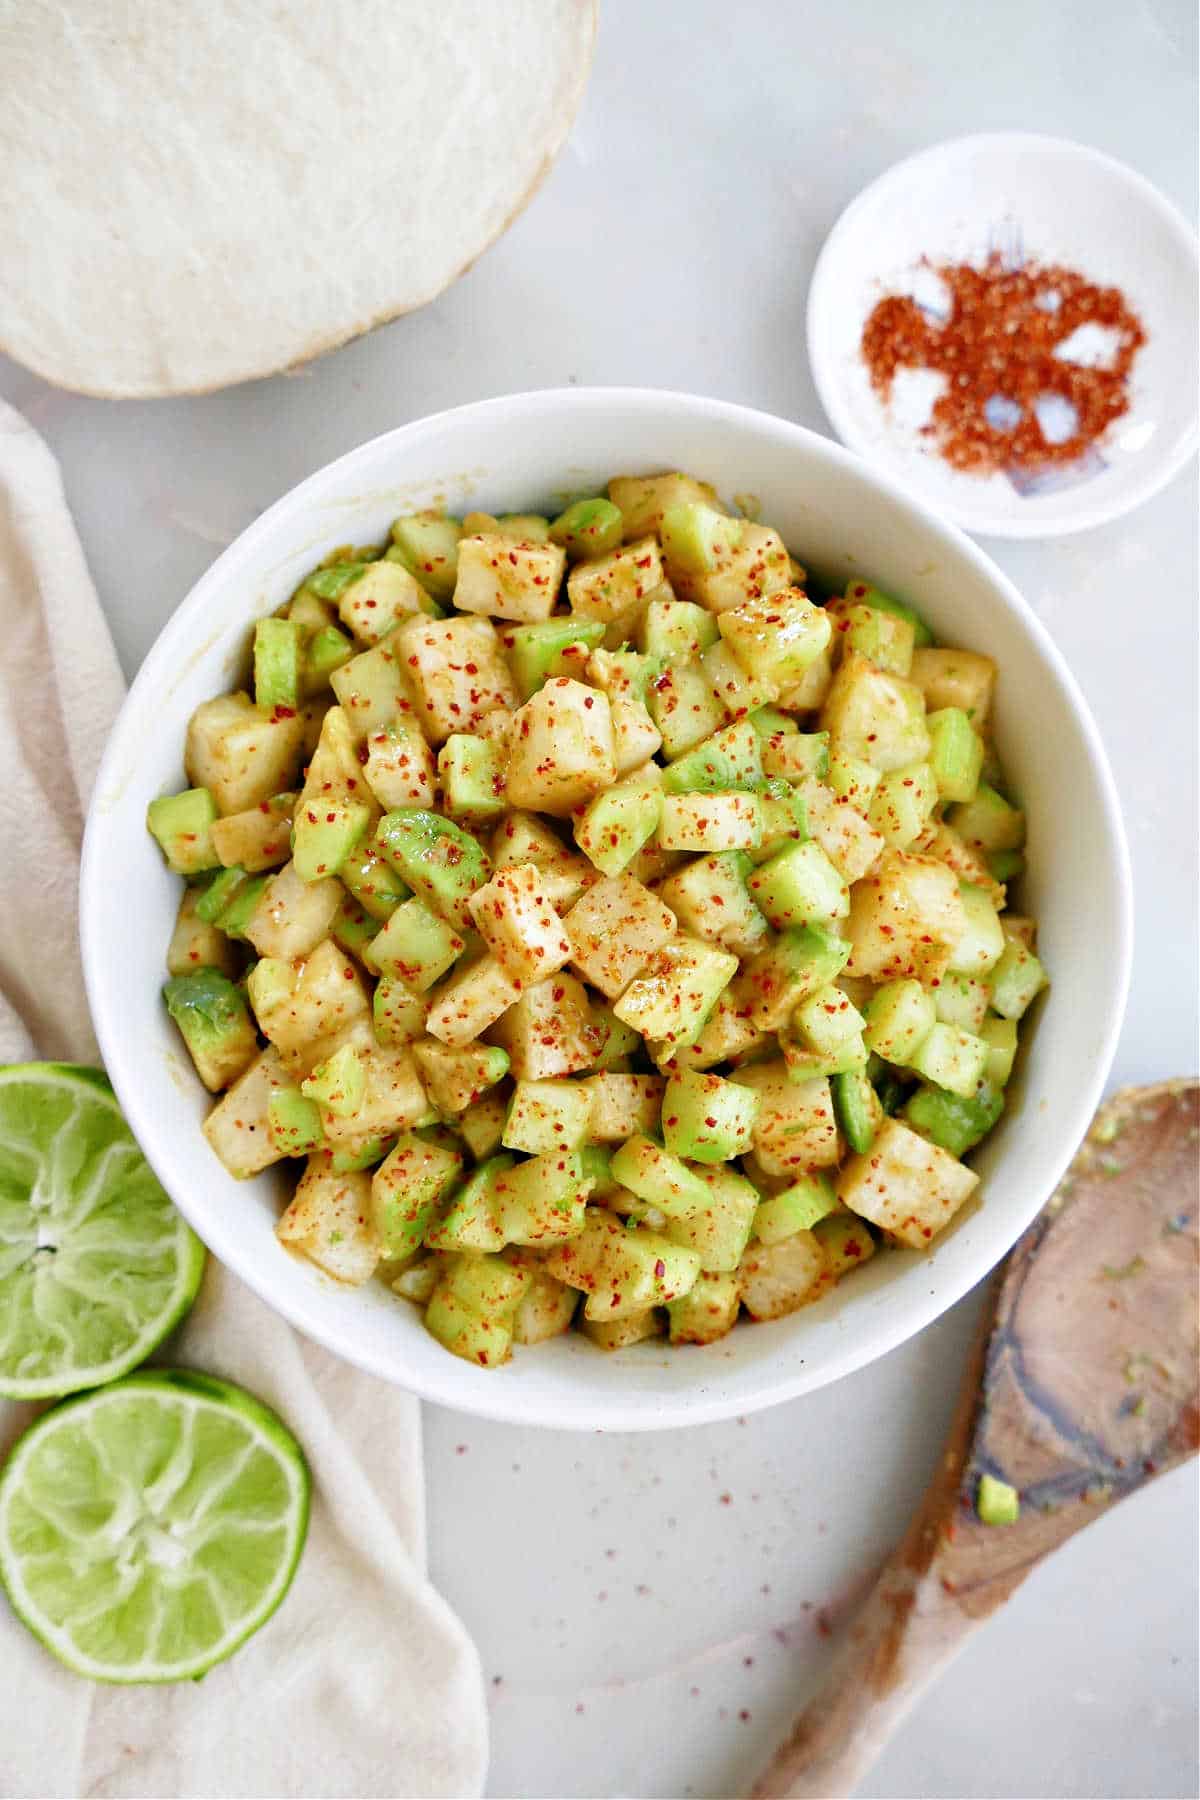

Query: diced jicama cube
718,588,832,688
184,692,307,815
166,887,238,978
425,953,522,1047
564,873,676,999
909,647,996,731
277,1162,380,1284
657,792,761,852
738,1231,832,1320
453,533,566,623
486,974,597,1079
468,863,572,985
210,792,296,873
329,630,418,741
612,934,738,1049
821,653,931,773
844,849,966,983
202,1047,292,1177
837,1117,979,1248
582,1073,664,1142
362,718,437,809
392,614,517,744
336,561,427,644
504,678,616,816
244,859,342,958
728,1063,840,1177
567,536,664,624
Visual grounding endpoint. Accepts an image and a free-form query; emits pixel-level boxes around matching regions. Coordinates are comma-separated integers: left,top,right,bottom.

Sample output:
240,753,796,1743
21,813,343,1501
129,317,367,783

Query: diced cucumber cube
656,851,770,958
828,598,916,676
660,501,744,574
989,941,1048,1020
761,730,829,782
366,897,466,989
987,849,1025,884
927,708,984,803
503,1080,593,1155
934,973,990,1032
842,579,934,647
948,882,1006,976
947,783,1025,853
506,617,606,699
609,1134,710,1218
376,809,490,931
657,1164,759,1274
493,1150,591,1245
195,865,250,925
301,1042,365,1118
370,1133,464,1257
612,936,739,1049
548,497,625,560
147,787,219,874
575,777,662,877
330,1134,394,1173
748,840,848,928
267,1088,326,1157
979,1015,1018,1086
749,779,810,864
304,625,355,694
753,1172,837,1243
438,735,507,824
414,1041,509,1114
163,967,258,1092
814,1210,877,1277
331,894,378,961
579,1144,617,1198
831,1070,881,1153
908,1022,988,1098
388,511,463,600
743,925,851,1029
904,1082,1004,1156
662,719,763,794
340,846,410,921
868,762,939,848
641,597,720,662
424,1252,529,1367
544,1210,701,1321
864,979,936,1064
794,986,867,1059
426,1154,516,1253
748,705,797,740
254,617,305,710
976,1473,1020,1526
828,749,883,810
293,797,372,882
458,1089,510,1160
703,638,780,718
661,1070,760,1163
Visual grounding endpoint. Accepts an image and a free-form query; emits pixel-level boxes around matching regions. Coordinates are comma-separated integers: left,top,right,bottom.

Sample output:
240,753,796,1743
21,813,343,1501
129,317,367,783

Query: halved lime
0,1370,310,1681
0,1064,206,1399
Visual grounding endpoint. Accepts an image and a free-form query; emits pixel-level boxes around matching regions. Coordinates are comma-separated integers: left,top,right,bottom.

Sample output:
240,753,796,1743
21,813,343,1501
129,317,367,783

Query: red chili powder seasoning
860,254,1146,475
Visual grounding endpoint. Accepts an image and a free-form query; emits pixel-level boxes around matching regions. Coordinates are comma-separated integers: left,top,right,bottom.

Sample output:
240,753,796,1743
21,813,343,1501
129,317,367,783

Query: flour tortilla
0,0,596,397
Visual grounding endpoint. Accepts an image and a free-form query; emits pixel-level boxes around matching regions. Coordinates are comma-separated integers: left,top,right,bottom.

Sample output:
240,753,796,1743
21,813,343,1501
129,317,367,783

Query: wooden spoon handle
750,1553,987,1799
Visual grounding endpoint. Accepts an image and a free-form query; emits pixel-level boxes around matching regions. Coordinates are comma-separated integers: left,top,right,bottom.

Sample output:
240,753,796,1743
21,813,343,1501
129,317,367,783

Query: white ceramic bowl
81,388,1131,1431
808,133,1199,538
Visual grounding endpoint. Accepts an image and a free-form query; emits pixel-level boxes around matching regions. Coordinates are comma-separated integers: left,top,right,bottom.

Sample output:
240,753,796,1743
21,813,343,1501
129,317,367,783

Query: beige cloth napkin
0,399,488,1800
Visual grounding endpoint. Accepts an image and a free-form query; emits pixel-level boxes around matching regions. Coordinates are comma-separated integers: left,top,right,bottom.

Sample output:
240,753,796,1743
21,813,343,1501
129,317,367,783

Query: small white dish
807,133,1199,538
82,388,1131,1431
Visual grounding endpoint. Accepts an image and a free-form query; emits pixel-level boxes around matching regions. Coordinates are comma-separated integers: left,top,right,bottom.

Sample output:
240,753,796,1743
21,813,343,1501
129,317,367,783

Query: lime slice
0,1370,310,1682
0,1064,206,1399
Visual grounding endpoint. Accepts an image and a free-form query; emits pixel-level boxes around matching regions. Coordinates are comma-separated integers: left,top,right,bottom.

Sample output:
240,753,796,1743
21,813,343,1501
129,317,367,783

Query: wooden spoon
751,1079,1199,1800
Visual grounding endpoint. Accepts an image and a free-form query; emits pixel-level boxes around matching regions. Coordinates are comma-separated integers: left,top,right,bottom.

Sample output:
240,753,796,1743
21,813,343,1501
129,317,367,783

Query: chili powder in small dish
806,133,1198,537
861,256,1146,478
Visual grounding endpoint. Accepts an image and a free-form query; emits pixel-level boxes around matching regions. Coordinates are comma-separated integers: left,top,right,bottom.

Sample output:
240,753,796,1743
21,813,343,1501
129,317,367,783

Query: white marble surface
3,0,1196,1794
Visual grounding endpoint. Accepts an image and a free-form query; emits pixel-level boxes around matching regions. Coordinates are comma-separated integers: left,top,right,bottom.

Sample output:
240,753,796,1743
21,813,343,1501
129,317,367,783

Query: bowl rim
806,130,1200,541
80,385,1133,1429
